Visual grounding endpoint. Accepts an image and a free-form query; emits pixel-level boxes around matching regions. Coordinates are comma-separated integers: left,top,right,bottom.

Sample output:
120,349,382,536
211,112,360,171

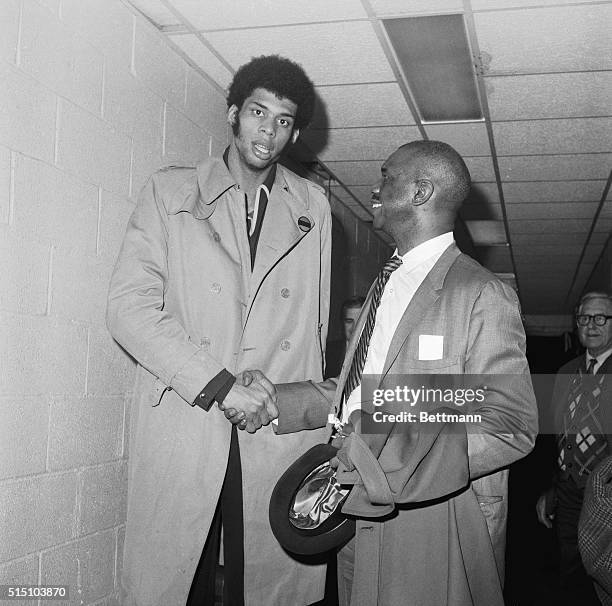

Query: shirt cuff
194,369,236,411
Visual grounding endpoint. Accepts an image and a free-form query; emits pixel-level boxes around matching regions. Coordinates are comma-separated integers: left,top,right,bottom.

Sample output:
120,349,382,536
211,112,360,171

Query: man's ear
290,128,300,144
413,179,434,206
227,105,238,127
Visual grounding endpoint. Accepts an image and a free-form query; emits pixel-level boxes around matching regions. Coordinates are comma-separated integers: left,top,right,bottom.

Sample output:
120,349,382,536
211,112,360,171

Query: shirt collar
222,146,277,196
587,347,612,367
394,232,455,273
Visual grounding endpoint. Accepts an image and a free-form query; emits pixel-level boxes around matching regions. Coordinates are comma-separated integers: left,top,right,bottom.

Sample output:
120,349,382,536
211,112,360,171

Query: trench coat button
280,339,291,351
211,282,221,294
213,232,221,243
281,288,290,298
200,337,211,350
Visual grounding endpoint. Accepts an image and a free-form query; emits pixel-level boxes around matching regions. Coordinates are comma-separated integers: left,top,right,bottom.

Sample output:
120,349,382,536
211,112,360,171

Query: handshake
218,370,278,433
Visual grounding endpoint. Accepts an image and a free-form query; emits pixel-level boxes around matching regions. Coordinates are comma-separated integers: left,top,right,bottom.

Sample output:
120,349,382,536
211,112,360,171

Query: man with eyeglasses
537,291,612,604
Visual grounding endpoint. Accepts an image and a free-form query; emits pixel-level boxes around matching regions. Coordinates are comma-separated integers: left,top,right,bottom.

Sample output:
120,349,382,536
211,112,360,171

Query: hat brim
269,443,356,556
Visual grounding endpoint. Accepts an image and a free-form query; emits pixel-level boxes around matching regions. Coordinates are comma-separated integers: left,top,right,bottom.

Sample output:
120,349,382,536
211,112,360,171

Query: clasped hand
218,370,278,433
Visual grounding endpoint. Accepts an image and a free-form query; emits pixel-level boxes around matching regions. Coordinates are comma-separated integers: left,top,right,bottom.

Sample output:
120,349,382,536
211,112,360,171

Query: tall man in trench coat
107,56,331,606
266,141,538,605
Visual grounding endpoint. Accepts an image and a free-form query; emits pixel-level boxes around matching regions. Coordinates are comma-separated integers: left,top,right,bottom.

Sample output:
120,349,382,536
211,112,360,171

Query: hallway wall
0,1,228,603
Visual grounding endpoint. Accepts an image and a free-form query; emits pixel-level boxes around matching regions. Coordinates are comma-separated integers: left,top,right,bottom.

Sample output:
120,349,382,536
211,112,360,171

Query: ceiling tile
465,220,507,245
505,202,600,220
493,118,612,155
169,34,233,88
470,182,500,205
486,72,612,120
311,83,416,129
460,198,503,220
472,0,602,9
303,126,422,161
474,245,513,272
368,0,463,17
127,0,179,27
498,154,612,182
204,22,395,86
324,161,381,186
512,233,588,247
332,185,375,206
464,156,496,182
509,219,594,234
423,123,490,156
171,0,367,29
474,4,612,74
503,181,607,203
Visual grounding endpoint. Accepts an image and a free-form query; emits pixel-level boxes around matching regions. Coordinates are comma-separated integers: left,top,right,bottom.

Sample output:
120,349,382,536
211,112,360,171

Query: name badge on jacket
418,335,444,360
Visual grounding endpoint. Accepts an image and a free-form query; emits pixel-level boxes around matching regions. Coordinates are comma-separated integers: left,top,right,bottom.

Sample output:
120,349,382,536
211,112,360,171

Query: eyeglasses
576,314,612,327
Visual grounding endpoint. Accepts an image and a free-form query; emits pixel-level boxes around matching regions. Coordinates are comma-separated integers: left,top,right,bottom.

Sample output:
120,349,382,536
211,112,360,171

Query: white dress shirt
587,347,612,374
342,232,455,422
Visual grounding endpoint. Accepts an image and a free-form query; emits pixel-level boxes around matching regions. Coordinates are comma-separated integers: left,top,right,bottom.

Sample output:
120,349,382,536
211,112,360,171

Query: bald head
395,140,471,212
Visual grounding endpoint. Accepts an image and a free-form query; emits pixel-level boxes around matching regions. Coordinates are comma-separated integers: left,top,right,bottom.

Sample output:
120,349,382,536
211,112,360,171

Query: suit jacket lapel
381,243,461,377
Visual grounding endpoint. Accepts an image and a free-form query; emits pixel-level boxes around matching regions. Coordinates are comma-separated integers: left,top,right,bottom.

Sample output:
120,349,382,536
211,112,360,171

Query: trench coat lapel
381,243,461,377
247,170,313,313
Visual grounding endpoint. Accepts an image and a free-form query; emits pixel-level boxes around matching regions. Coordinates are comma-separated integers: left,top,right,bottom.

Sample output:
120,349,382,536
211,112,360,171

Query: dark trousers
187,426,245,606
556,476,601,605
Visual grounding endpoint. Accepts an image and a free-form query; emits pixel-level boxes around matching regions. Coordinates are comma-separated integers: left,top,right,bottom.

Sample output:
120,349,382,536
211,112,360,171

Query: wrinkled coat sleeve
106,174,225,405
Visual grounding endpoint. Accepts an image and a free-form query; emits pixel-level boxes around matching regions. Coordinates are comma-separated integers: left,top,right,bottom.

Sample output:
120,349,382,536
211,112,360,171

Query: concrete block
49,249,115,326
56,98,131,197
103,65,164,140
97,191,135,260
0,63,56,163
41,530,115,605
0,0,19,64
184,69,227,142
0,145,9,224
0,472,77,561
20,1,103,115
0,313,88,396
35,0,60,15
115,525,125,590
210,135,227,158
48,396,124,471
130,135,164,199
0,231,49,315
133,23,186,110
13,155,98,254
164,106,209,165
0,396,49,480
79,461,127,535
0,554,39,606
59,0,133,74
87,328,135,397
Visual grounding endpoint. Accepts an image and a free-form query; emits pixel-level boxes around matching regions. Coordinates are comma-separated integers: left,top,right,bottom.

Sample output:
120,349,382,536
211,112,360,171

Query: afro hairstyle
227,55,315,130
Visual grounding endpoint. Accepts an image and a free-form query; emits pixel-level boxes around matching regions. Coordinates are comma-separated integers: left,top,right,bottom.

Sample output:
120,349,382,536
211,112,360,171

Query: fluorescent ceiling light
384,14,482,122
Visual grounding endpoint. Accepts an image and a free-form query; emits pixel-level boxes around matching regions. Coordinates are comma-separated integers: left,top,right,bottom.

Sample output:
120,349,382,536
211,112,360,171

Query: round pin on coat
298,216,313,232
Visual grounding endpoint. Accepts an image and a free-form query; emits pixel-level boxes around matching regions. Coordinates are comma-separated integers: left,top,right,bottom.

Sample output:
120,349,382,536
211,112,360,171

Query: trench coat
107,156,331,606
276,244,538,605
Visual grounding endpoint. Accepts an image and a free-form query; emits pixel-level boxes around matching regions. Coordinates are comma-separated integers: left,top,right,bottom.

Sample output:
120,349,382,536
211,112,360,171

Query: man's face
228,88,298,172
343,306,361,342
577,297,612,357
371,148,413,233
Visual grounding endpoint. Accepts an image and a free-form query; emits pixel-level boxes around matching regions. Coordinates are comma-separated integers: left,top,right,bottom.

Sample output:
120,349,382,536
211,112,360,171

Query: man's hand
219,370,278,433
536,493,554,529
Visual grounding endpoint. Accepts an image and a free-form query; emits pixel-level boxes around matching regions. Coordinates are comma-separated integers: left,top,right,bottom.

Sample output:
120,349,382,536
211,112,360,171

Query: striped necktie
342,256,403,403
587,358,597,375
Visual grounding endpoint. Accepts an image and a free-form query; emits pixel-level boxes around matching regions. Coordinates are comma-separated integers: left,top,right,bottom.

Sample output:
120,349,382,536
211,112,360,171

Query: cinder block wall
0,1,228,603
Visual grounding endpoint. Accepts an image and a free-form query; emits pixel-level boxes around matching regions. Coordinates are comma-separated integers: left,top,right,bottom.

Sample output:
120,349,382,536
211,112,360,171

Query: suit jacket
107,157,331,606
277,243,538,606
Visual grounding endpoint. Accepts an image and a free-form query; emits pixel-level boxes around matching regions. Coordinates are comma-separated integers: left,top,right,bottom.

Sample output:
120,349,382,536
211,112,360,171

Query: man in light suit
235,140,538,605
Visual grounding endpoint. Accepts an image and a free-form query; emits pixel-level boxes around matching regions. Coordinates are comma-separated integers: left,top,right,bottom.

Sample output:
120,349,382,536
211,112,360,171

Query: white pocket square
418,334,444,360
